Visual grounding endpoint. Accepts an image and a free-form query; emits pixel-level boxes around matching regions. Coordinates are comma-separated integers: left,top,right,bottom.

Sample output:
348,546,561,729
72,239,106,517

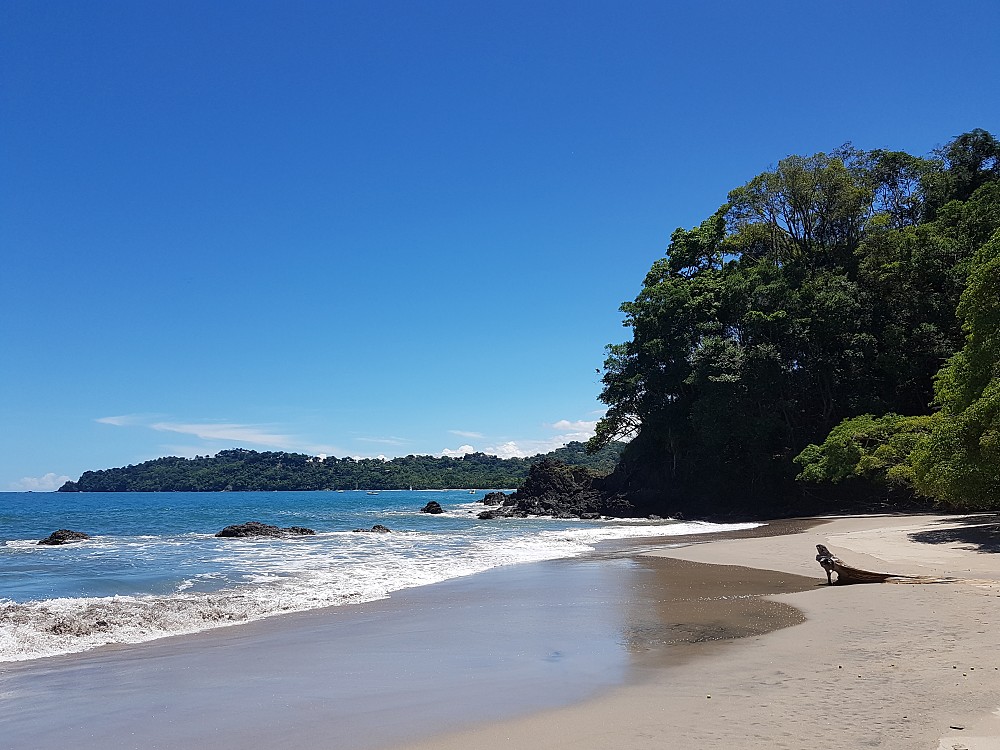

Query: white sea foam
0,519,757,663
545,520,759,542
3,540,41,550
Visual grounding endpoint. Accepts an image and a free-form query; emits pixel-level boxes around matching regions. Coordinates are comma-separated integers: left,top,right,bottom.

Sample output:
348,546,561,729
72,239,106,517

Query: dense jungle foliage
589,129,1000,516
57,441,624,492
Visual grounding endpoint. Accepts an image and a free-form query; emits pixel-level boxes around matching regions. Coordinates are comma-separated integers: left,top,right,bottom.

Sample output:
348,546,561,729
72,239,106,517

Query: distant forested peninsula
57,442,624,492
585,129,1000,518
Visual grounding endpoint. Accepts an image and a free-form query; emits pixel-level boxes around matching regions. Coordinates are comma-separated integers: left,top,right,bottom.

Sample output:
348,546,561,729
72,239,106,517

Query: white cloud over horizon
92,413,603,465
441,444,476,457
438,415,601,460
488,441,529,459
11,472,71,491
549,419,598,433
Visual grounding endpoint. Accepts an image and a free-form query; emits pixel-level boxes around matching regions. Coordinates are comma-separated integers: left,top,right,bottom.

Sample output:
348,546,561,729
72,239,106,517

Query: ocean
0,490,757,663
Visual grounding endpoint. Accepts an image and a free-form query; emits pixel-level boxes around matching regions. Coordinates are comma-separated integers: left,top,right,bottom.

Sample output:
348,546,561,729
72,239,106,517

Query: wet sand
0,528,812,750
396,514,1000,750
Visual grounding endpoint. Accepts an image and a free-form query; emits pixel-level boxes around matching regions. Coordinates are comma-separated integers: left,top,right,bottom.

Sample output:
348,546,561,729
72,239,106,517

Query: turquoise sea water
0,490,756,662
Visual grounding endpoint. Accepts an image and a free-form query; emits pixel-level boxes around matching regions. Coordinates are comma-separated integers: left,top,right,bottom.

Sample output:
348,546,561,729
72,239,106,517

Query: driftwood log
815,544,915,585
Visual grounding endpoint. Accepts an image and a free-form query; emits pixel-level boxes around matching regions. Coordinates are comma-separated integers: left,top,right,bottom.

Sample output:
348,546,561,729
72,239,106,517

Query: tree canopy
797,228,1000,509
590,131,1000,517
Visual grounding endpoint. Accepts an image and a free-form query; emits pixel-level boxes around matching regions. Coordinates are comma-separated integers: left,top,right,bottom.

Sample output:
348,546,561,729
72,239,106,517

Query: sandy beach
2,514,998,750
396,514,1000,750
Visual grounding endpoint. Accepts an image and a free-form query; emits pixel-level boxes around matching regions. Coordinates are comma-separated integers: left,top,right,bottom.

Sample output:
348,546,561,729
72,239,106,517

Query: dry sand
394,514,1000,750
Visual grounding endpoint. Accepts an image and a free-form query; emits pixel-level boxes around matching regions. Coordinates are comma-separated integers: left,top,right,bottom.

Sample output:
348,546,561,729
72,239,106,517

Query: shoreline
393,513,1000,750
2,514,998,749
0,521,806,750
0,515,761,664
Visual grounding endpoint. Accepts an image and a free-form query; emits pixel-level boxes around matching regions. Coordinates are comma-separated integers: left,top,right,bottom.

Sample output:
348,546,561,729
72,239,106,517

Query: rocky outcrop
215,521,316,538
420,501,443,514
352,524,392,533
476,459,635,520
481,491,506,506
38,529,90,545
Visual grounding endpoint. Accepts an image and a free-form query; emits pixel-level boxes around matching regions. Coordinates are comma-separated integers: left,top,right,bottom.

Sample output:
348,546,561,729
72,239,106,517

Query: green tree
923,128,1000,218
796,229,1000,510
592,132,994,516
794,413,933,486
910,231,1000,507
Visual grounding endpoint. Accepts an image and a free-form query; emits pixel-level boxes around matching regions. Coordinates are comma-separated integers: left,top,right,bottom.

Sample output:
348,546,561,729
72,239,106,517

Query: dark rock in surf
38,529,90,545
420,501,443,514
215,521,316,538
352,524,392,533
476,459,633,520
478,508,527,519
551,509,580,519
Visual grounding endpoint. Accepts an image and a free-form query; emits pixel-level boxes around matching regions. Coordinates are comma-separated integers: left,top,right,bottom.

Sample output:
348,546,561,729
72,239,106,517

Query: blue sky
2,1,999,490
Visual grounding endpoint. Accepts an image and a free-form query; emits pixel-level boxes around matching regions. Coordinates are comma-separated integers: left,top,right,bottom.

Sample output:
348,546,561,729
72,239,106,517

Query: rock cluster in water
352,524,392,533
419,501,443,514
37,529,91,545
215,521,316,538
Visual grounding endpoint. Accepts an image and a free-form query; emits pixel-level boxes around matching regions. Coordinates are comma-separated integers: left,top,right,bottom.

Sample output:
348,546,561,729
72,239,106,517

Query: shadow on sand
909,514,1000,553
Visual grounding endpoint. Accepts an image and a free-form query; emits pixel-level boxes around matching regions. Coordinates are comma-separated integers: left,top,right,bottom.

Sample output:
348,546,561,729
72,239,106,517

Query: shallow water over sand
0,546,816,750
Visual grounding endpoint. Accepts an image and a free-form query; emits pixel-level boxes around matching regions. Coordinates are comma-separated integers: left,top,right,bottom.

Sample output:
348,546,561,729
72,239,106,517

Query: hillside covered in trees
588,129,1000,517
57,442,624,492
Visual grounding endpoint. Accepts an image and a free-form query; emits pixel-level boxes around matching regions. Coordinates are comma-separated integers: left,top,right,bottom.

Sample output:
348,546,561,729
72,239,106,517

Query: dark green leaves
593,130,999,515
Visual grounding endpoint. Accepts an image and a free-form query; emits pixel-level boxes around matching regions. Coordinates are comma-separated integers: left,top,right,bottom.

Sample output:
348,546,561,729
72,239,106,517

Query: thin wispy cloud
96,414,146,427
96,414,341,456
355,436,409,446
149,421,299,449
449,430,484,439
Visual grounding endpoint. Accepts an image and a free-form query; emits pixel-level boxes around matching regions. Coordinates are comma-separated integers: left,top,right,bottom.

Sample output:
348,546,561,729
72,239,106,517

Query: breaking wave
1,499,756,662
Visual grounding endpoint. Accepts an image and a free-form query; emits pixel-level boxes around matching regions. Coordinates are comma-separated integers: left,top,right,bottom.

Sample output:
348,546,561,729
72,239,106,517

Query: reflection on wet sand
616,555,815,671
